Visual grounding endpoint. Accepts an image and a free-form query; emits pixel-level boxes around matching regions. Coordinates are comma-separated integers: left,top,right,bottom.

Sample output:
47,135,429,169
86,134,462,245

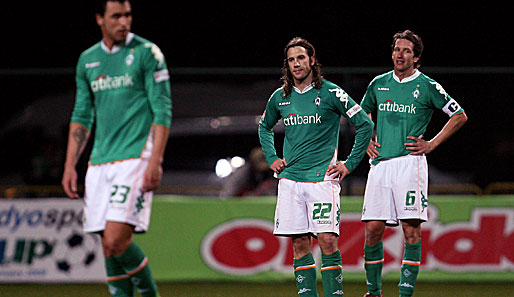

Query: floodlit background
0,2,513,296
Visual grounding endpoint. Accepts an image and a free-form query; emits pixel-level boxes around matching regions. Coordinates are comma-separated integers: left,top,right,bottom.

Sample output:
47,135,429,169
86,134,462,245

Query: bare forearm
65,123,90,168
148,124,169,166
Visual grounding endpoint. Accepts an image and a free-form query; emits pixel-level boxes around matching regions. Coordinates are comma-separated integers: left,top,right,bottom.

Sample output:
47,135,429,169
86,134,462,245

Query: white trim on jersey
392,69,421,83
100,32,135,54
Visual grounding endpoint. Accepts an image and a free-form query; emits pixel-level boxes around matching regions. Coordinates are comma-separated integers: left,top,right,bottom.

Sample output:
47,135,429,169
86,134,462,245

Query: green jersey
360,70,464,164
71,33,172,165
258,79,373,182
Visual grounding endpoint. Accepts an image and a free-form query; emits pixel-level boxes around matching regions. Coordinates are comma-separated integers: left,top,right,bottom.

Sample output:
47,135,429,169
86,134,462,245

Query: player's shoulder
129,34,161,52
370,70,394,85
416,71,446,91
129,34,152,47
321,79,339,89
78,42,102,60
129,34,166,67
320,79,344,97
269,87,283,102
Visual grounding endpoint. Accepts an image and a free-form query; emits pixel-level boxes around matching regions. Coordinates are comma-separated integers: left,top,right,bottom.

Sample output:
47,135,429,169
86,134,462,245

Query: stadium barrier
1,195,513,283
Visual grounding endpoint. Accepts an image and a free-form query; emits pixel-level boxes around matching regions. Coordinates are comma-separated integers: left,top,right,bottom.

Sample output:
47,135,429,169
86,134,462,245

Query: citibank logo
379,100,416,114
283,113,322,126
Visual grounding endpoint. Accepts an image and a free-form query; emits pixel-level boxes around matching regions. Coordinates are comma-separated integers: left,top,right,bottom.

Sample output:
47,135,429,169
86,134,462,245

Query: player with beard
259,37,373,297
62,1,171,296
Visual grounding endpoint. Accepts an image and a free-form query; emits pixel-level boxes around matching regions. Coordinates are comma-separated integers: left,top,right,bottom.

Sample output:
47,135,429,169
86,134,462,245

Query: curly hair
280,37,323,98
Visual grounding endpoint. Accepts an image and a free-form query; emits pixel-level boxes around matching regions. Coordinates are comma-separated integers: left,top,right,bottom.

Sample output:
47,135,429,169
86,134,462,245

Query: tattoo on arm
72,127,88,160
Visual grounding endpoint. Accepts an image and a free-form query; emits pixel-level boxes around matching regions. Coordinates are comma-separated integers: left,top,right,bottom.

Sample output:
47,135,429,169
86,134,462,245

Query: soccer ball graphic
54,230,99,273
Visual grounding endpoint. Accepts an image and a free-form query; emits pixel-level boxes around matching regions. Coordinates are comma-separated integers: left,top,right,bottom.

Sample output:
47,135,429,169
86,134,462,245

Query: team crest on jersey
125,54,134,66
314,96,321,106
412,88,420,99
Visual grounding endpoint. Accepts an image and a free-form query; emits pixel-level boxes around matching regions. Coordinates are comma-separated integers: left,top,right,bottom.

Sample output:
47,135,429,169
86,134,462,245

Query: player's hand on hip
405,136,435,155
367,139,381,160
142,162,163,192
270,159,287,174
326,161,350,183
62,166,79,199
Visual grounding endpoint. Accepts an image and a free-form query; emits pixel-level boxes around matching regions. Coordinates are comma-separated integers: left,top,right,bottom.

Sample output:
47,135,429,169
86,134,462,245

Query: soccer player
258,37,374,297
360,30,467,297
61,1,171,296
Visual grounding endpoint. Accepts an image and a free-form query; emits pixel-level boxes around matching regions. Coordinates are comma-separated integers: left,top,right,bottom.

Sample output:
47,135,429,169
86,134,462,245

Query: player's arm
142,43,172,192
258,92,285,173
327,89,374,181
405,111,467,155
62,123,90,198
406,81,468,155
359,79,380,159
142,124,169,192
62,58,94,198
366,113,381,160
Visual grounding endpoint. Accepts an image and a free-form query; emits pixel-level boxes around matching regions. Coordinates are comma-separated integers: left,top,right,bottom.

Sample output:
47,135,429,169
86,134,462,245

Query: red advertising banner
199,206,514,276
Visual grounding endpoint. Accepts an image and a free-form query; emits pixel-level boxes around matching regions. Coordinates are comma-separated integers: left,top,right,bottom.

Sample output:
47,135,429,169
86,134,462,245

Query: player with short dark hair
360,30,467,297
259,37,374,297
62,1,171,296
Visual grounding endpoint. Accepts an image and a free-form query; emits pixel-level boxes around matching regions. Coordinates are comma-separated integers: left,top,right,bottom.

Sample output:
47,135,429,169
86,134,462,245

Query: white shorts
274,179,341,236
362,154,428,226
83,158,153,233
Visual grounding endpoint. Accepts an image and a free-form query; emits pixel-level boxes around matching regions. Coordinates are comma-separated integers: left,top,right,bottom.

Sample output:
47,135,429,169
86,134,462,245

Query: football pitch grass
1,281,512,297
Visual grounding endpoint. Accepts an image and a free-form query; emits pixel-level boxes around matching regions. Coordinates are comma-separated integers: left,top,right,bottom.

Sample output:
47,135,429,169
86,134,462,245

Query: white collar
293,83,314,94
393,69,420,83
101,32,134,54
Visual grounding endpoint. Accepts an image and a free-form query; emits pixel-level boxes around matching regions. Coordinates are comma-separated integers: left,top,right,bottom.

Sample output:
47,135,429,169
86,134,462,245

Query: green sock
364,241,384,296
398,240,421,297
113,242,159,297
105,256,134,297
293,252,319,297
321,250,343,296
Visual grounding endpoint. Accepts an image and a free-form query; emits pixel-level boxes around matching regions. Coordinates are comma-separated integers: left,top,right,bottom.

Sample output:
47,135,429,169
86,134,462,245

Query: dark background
2,2,511,68
0,1,512,192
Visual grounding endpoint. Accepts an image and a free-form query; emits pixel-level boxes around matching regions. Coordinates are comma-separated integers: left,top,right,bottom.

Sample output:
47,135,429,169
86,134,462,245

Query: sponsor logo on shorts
317,220,332,225
404,207,418,211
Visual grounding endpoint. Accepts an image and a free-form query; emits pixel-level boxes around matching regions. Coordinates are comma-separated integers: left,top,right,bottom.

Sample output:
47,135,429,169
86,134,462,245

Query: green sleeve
258,92,281,167
343,110,373,172
360,79,377,114
331,89,374,173
71,57,94,130
143,43,172,128
426,79,465,116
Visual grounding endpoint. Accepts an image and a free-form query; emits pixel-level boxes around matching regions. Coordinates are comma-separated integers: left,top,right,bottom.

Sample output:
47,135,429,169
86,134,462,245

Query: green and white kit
259,79,373,236
72,33,172,165
360,69,464,164
259,79,373,182
71,33,172,233
360,69,464,224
